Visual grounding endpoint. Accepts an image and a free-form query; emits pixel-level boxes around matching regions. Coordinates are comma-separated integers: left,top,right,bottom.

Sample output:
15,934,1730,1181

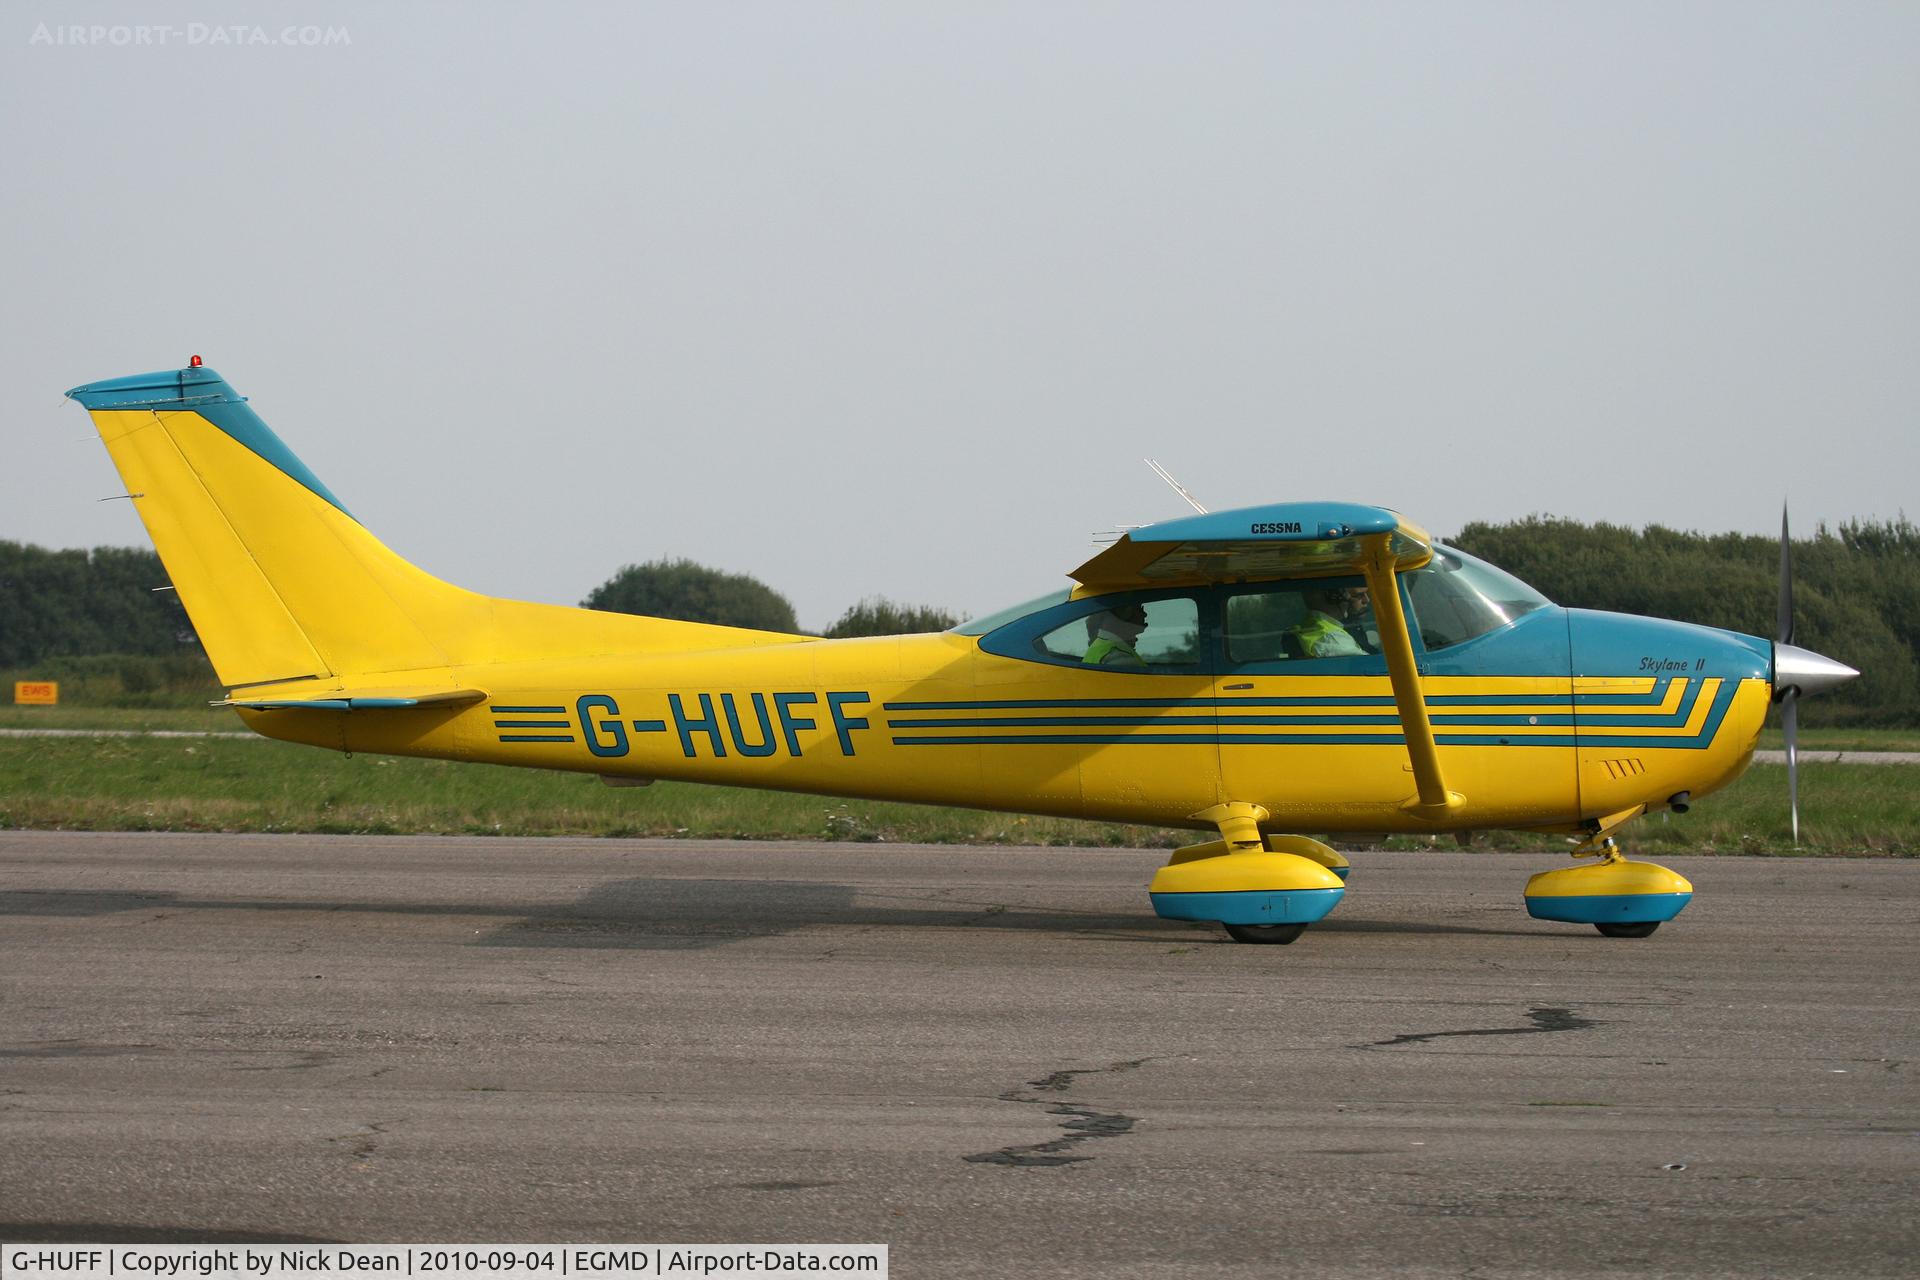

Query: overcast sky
5,2,1916,629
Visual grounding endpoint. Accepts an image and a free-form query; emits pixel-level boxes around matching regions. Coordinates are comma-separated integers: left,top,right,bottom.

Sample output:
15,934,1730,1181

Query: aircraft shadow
1,882,1167,950
2,882,1555,947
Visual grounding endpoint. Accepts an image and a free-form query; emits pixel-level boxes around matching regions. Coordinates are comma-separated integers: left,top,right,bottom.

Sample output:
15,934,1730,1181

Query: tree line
6,520,1916,722
0,544,959,674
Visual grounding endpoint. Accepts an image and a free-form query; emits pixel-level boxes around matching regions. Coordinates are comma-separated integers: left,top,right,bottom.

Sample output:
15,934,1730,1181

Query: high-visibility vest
1084,636,1143,667
1292,611,1357,657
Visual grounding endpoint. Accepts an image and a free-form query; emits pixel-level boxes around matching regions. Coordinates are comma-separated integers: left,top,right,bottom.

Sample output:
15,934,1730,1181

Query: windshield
1404,544,1551,650
950,588,1073,636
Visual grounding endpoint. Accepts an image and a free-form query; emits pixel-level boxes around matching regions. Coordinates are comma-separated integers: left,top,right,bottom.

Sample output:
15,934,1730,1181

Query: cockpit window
950,589,1072,636
1404,544,1551,650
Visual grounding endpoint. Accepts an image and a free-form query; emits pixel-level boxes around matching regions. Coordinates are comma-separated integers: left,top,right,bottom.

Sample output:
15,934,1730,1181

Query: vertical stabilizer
69,364,811,691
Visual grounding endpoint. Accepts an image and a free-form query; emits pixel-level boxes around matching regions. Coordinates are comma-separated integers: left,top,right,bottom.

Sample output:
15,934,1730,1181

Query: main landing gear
1147,804,1351,945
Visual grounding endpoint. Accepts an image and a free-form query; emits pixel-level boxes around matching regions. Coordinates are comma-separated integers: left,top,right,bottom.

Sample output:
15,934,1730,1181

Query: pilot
1291,585,1370,658
1083,603,1149,668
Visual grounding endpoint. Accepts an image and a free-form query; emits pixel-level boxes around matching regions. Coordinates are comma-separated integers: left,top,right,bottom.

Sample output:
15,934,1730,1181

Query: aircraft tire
1594,921,1661,938
1223,922,1308,945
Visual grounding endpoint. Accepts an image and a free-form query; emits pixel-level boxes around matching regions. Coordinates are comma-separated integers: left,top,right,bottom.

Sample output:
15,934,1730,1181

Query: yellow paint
13,681,57,706
80,402,1773,846
1149,849,1343,897
1192,801,1269,848
1264,834,1349,874
1525,857,1693,899
1361,530,1461,817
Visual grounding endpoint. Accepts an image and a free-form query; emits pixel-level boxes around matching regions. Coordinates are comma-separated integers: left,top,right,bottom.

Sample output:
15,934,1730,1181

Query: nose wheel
1223,922,1308,945
1525,823,1693,938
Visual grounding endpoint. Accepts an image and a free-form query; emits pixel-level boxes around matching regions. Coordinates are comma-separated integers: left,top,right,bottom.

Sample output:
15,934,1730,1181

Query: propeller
1778,504,1800,845
1772,502,1862,845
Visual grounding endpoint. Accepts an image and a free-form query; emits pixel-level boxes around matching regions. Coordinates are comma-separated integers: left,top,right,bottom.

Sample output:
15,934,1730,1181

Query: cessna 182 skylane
67,363,1859,944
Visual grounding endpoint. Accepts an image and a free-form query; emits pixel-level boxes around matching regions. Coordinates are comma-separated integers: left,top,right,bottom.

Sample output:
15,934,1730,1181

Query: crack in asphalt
1360,1005,1600,1049
963,1058,1150,1168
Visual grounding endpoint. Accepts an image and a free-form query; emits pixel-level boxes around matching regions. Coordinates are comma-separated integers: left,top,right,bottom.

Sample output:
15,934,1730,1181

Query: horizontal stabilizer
221,688,488,712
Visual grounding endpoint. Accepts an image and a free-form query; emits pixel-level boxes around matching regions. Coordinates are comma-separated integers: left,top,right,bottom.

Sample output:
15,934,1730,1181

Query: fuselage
240,566,1776,836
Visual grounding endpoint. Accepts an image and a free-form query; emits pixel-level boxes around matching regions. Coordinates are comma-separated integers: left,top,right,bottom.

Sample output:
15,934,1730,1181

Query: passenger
1291,585,1370,657
1083,603,1149,668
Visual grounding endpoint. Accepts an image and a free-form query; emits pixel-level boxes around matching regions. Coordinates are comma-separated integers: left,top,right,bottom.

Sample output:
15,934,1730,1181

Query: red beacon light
188,354,203,368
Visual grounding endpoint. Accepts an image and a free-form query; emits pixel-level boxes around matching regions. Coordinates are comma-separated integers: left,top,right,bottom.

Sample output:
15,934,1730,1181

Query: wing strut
1360,533,1463,820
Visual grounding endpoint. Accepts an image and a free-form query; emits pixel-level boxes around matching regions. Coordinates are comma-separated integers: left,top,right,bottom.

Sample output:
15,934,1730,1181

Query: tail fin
68,364,802,689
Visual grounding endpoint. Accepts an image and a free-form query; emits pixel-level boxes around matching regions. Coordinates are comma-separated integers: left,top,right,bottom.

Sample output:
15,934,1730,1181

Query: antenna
1145,458,1208,513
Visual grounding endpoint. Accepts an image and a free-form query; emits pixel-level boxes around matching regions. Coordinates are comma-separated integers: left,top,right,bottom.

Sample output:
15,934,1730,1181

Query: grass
0,730,1912,855
1754,726,1920,753
0,705,242,733
0,733,1182,846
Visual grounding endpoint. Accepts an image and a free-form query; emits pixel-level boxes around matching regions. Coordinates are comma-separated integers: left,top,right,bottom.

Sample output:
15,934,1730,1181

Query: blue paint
894,734,1384,746
1525,892,1693,925
1568,610,1770,682
235,696,460,711
631,720,667,733
669,693,727,758
882,684,1687,712
1150,886,1346,925
886,697,1394,710
1411,605,1572,678
492,705,566,714
827,691,871,756
891,713,1391,728
65,367,352,517
882,672,1742,752
774,692,818,756
721,692,779,758
501,735,575,744
493,720,571,729
65,365,232,409
577,694,628,758
1134,501,1399,545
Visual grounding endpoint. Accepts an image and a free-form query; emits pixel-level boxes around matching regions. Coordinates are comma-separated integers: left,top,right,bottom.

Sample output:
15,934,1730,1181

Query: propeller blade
1783,691,1800,847
1777,502,1794,646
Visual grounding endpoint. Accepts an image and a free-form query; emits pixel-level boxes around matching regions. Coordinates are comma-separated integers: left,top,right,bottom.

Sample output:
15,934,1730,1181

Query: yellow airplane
67,362,1860,944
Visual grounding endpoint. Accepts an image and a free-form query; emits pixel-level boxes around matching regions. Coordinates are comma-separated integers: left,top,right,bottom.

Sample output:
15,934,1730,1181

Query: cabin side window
1222,578,1380,665
1033,595,1203,672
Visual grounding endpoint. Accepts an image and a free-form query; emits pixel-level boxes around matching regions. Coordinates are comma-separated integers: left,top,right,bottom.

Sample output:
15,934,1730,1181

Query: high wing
1072,501,1434,592
1074,501,1458,819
